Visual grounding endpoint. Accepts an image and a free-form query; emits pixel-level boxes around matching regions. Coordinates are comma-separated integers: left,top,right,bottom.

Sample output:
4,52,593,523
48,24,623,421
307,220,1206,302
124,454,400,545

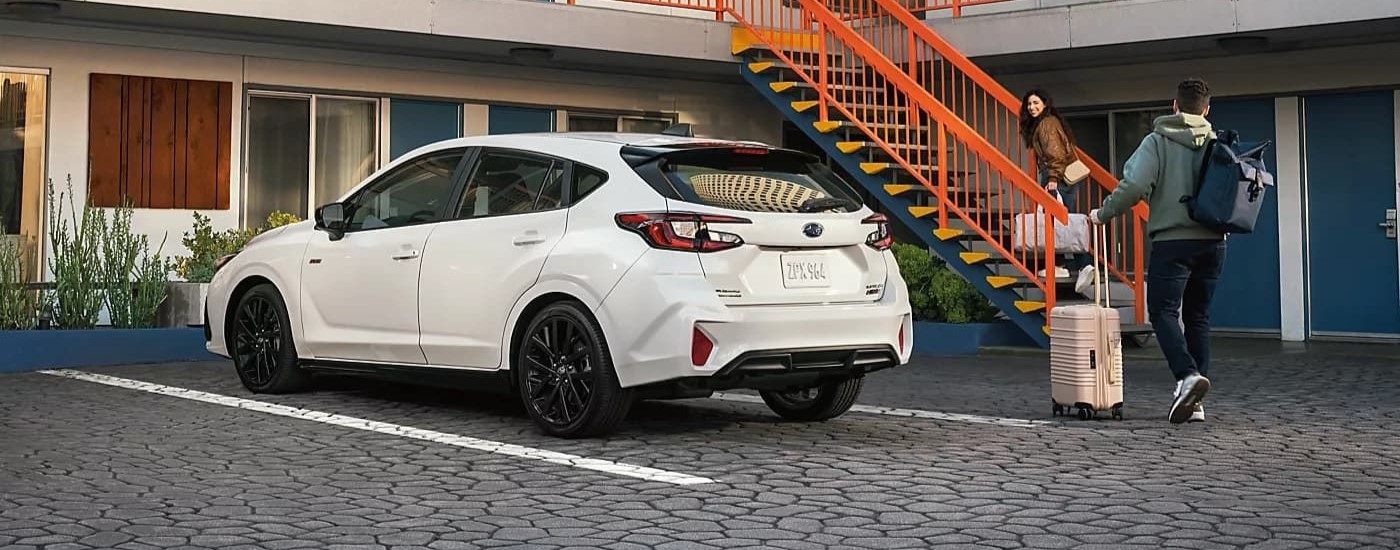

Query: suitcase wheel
1112,405,1123,421
1052,403,1064,417
1076,407,1093,420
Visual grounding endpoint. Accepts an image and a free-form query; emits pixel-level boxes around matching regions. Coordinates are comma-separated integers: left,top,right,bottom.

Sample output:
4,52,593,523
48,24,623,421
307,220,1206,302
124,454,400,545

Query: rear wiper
798,197,858,213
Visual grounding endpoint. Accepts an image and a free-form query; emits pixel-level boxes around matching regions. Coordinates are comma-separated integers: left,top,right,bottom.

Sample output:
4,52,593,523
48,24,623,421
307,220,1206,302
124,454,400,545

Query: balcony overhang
2,0,742,80
926,0,1400,70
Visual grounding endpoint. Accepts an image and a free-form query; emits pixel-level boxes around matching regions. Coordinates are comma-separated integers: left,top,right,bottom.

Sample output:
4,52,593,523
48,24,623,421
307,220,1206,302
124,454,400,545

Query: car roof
426,132,774,151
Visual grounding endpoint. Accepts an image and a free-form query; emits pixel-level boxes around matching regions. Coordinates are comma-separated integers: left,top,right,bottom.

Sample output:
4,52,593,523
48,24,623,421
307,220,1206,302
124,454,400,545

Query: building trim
1393,90,1400,320
0,66,50,75
1275,97,1306,342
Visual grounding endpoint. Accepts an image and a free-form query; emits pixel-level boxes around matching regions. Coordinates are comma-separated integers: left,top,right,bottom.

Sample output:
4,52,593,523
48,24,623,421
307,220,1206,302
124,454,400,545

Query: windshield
653,148,865,214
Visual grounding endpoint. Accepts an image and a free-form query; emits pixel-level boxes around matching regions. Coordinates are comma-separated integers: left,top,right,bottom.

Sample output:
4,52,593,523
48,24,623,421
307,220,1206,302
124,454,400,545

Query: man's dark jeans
1147,239,1227,381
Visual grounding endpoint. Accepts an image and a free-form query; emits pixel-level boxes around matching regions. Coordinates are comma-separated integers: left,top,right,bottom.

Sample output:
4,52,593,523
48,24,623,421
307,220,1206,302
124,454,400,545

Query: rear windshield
649,148,865,214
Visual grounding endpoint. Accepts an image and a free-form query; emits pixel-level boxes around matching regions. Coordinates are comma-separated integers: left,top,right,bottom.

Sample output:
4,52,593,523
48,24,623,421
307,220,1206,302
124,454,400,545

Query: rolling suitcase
1050,224,1124,420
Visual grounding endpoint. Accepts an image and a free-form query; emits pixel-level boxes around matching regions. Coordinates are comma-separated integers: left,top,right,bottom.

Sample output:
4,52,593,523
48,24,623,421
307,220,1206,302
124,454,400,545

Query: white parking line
39,369,716,486
711,392,1059,428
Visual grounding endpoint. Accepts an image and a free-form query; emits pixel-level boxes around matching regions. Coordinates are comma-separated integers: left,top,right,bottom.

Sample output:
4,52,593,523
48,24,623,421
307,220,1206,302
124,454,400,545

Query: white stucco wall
1,20,782,273
991,41,1400,108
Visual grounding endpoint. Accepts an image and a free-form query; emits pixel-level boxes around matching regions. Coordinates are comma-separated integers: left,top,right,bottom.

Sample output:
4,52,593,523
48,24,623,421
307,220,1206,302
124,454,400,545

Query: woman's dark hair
1018,88,1072,144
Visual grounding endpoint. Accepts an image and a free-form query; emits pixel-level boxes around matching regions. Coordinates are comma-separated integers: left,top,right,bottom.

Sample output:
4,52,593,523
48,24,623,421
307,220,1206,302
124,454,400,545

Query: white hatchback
205,133,912,437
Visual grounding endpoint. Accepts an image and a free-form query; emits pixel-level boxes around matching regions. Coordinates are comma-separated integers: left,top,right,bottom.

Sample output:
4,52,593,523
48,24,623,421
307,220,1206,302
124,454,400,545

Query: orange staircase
587,0,1150,347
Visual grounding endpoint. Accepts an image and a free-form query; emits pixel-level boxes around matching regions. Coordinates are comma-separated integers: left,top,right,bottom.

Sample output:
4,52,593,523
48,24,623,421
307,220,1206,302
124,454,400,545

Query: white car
205,132,912,438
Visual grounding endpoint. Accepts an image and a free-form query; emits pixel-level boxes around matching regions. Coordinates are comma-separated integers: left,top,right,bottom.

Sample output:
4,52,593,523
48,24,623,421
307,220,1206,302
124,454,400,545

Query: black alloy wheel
517,302,632,438
231,283,308,393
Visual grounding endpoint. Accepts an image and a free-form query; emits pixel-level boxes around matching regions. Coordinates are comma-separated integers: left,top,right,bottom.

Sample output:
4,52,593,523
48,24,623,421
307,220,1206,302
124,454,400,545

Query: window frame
569,162,610,206
337,146,474,234
450,146,579,221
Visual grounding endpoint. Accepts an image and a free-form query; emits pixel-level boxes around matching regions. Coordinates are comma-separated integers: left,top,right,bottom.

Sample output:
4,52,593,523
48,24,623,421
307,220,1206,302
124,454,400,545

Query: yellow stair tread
959,252,990,264
748,61,776,73
836,141,865,154
791,100,819,112
1015,300,1047,313
932,228,964,240
907,206,939,218
813,121,843,133
986,276,1018,289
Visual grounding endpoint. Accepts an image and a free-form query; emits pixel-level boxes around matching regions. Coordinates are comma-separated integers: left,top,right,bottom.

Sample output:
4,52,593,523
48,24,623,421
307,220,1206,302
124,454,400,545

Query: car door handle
513,231,546,246
391,250,420,261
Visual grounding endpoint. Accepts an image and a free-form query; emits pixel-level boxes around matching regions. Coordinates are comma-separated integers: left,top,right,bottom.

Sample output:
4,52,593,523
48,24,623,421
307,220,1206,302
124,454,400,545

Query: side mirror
315,203,347,241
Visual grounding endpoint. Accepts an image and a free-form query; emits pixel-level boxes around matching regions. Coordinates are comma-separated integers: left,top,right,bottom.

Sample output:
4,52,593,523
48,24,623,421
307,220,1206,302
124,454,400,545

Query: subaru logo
802,223,824,238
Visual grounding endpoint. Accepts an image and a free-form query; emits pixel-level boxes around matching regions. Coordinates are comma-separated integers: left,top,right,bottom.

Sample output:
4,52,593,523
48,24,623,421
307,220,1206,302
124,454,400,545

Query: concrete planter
0,327,221,373
158,282,208,327
911,320,1036,356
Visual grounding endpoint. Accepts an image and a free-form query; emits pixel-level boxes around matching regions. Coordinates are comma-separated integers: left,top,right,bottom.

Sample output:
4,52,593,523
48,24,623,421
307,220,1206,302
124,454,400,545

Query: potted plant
163,211,299,327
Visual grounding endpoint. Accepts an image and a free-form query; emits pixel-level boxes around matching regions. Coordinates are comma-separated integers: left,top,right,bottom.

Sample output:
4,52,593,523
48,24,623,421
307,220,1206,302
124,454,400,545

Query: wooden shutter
88,73,232,209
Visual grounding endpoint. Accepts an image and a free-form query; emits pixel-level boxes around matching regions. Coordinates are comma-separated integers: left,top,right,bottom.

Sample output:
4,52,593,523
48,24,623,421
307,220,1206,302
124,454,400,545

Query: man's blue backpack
1180,129,1275,234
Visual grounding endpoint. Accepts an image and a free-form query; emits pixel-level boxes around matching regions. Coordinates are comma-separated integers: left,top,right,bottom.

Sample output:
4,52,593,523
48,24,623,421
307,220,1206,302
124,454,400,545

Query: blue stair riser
741,60,1051,348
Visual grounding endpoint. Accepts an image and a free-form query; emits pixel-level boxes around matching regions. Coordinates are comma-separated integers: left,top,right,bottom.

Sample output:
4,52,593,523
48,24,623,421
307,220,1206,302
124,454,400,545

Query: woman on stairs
1019,88,1089,280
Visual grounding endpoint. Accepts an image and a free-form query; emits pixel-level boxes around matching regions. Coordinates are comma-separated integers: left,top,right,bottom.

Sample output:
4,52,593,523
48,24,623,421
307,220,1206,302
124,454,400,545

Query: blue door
390,99,463,161
1207,98,1282,332
1303,90,1400,337
488,105,555,135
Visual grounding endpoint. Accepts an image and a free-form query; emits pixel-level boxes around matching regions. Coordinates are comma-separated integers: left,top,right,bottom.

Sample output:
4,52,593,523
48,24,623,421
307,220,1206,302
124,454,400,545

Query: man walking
1090,78,1222,424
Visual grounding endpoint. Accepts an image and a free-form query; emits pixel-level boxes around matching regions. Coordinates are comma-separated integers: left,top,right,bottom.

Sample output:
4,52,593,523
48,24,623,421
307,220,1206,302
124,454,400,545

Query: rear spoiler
619,143,820,168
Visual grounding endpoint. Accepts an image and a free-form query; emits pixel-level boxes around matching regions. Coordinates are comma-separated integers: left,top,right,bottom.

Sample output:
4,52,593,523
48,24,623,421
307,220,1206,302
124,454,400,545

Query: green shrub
892,241,1000,324
45,176,107,329
176,211,300,283
103,204,173,328
0,234,38,330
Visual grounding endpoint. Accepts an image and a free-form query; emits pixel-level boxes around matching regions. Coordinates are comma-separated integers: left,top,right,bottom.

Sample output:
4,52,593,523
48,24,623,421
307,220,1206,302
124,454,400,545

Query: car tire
516,301,633,438
760,377,864,422
230,283,309,394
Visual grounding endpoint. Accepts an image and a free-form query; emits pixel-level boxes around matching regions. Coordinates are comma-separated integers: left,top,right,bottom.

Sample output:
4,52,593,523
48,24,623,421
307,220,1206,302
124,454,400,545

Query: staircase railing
844,0,1146,322
731,0,1073,304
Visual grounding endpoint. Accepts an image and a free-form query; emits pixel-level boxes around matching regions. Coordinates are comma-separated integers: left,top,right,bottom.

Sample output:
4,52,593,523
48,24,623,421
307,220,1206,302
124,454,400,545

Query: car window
572,164,608,203
650,147,862,214
457,151,566,218
345,148,465,231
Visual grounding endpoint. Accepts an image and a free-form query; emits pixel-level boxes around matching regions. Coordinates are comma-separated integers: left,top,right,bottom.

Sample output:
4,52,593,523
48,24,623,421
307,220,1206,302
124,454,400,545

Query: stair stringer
740,60,1051,348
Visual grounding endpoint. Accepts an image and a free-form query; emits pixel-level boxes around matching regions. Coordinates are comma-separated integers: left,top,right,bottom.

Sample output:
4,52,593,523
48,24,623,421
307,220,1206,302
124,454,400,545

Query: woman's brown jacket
1032,115,1077,184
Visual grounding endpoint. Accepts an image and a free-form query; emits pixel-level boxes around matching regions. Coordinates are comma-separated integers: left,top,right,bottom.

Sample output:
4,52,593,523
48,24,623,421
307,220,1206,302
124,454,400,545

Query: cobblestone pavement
3,339,1399,549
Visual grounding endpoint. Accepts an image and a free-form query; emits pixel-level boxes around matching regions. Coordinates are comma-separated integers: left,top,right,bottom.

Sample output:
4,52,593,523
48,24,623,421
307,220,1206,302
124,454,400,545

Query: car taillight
863,213,893,251
691,326,714,366
898,323,905,354
615,212,751,253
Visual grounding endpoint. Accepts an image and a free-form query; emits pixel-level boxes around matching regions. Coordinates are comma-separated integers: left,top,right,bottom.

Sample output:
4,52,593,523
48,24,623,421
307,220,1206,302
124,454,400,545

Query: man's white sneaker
1188,404,1205,423
1169,373,1211,424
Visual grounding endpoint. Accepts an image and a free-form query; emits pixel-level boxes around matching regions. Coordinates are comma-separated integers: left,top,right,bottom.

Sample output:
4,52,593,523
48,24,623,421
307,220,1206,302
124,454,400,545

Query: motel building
2,0,1398,344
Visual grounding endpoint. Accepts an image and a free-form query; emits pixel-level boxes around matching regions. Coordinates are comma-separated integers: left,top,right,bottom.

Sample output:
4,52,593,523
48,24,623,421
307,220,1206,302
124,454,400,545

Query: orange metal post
937,121,948,227
1045,214,1056,312
818,21,829,122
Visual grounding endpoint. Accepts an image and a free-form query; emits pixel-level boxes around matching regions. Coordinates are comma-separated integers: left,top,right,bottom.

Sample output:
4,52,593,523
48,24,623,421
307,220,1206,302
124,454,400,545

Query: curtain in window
315,99,377,207
246,96,310,226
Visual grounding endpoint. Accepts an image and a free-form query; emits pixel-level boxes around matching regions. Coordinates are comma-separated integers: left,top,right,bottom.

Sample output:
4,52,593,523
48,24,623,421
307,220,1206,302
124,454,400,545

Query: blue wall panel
390,99,463,161
1207,98,1283,331
1304,90,1400,336
488,105,555,135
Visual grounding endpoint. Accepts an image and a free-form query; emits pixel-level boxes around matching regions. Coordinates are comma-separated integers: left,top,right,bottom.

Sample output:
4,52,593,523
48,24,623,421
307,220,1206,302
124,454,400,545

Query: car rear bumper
597,250,912,389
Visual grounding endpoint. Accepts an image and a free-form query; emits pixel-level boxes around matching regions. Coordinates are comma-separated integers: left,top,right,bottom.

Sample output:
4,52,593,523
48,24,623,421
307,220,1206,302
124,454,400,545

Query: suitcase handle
1093,223,1110,309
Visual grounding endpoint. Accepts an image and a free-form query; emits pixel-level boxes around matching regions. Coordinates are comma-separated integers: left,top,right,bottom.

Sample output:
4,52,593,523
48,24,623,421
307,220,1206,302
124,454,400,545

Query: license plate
781,254,830,288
